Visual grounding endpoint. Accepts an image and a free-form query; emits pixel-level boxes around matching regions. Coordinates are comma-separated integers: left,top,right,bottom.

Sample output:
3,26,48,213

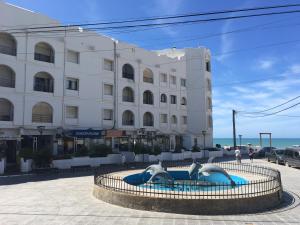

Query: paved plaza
0,159,299,225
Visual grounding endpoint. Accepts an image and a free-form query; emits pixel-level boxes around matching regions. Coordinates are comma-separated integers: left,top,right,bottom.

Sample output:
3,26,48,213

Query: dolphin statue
148,170,174,186
142,161,164,176
188,160,202,179
198,164,236,186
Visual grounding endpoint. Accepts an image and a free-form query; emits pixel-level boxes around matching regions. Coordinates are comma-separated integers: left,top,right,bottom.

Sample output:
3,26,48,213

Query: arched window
143,90,153,105
122,110,134,126
32,102,53,123
34,42,54,63
143,112,154,126
0,98,13,121
0,65,15,88
34,72,54,93
122,87,134,102
143,68,154,83
0,32,16,56
171,115,177,124
160,94,167,103
122,63,134,80
181,97,187,105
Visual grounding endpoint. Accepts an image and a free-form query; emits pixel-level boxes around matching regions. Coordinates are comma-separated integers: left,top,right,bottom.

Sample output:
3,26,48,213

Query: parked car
283,148,300,168
266,149,285,164
254,147,276,158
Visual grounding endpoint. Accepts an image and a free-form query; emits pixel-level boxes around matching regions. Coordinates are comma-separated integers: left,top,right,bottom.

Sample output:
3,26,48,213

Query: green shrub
19,148,34,160
33,148,52,168
73,145,89,157
133,143,150,155
149,145,162,155
192,145,201,152
52,154,72,160
89,144,112,157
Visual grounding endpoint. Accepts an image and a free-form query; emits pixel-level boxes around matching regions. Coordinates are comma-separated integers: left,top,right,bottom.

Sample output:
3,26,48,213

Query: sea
213,138,300,148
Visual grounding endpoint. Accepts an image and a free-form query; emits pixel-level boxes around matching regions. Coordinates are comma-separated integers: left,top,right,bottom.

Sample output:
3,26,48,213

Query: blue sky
6,0,300,138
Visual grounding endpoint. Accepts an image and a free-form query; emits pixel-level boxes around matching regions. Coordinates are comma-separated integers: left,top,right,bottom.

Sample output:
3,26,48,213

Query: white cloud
258,59,275,70
216,20,233,62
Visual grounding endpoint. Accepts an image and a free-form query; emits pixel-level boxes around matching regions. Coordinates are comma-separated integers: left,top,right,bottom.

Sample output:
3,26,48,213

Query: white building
0,2,213,169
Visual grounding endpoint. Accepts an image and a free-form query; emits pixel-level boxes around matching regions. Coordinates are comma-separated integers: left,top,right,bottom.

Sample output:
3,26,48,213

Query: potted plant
191,145,203,159
133,143,150,162
172,145,183,161
19,147,34,172
149,145,161,162
32,147,52,169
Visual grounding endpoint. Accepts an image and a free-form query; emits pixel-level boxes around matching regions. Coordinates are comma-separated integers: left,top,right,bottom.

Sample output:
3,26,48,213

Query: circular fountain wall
93,162,283,215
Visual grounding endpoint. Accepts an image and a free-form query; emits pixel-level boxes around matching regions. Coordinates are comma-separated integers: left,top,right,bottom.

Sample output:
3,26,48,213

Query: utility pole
232,110,237,149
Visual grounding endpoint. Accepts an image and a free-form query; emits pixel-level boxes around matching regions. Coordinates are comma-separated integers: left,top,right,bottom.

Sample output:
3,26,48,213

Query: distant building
0,2,213,169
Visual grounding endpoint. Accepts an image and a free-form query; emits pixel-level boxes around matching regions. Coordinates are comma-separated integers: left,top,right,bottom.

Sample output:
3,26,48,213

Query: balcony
0,44,16,56
34,53,54,63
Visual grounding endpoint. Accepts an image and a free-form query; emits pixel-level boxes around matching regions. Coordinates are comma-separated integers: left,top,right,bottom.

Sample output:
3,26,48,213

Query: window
170,95,177,104
206,61,211,72
66,78,79,91
0,98,13,121
207,97,212,109
160,114,167,123
122,63,134,80
0,32,16,56
34,72,54,93
207,78,212,92
171,115,177,124
34,42,54,63
143,90,154,105
122,87,134,102
181,97,187,106
143,68,154,83
0,65,15,88
143,112,154,126
66,106,78,119
103,59,114,71
180,78,186,87
67,50,79,64
170,75,176,85
32,102,53,123
182,116,187,125
103,109,113,120
104,84,113,96
160,73,167,82
122,110,134,126
160,94,167,103
208,115,213,128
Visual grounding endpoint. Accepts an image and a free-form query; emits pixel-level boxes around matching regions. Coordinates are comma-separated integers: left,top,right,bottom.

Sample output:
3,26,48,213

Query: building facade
0,2,213,169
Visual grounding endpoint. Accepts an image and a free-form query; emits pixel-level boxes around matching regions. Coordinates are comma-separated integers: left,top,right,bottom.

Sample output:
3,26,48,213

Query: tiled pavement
0,159,299,225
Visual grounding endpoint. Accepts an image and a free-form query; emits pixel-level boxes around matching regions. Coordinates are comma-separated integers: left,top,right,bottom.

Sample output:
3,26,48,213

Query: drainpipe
62,27,67,128
22,30,28,126
112,40,117,129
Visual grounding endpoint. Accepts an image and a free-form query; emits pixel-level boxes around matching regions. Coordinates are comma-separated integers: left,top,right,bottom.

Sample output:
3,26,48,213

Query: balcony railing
143,77,153,83
0,115,13,121
34,53,54,63
34,84,54,93
32,114,52,123
122,96,134,102
0,45,16,56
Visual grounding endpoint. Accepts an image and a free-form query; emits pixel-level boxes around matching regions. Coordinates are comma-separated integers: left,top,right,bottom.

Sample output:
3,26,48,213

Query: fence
94,162,283,200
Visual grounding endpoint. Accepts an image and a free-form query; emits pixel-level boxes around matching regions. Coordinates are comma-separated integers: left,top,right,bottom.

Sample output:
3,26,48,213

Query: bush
89,144,112,157
150,145,162,155
19,148,34,160
192,145,201,152
73,145,89,157
133,143,150,155
52,154,72,160
174,145,182,153
33,148,52,168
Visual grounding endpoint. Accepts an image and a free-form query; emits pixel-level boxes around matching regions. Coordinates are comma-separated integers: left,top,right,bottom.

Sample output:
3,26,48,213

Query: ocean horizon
213,138,300,148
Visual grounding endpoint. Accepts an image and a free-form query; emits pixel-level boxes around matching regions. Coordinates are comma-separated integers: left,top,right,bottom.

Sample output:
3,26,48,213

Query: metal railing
94,162,283,199
0,45,16,56
34,53,54,63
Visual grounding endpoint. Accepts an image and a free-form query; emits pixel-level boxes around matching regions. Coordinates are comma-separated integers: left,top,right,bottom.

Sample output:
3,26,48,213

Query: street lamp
202,130,207,158
238,134,242,149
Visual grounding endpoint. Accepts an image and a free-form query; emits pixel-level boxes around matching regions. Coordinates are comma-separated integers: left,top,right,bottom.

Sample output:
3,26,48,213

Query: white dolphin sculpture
141,161,174,185
198,164,236,186
188,161,201,179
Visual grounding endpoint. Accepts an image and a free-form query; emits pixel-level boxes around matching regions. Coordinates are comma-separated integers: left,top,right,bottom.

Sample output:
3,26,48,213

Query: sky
5,0,300,138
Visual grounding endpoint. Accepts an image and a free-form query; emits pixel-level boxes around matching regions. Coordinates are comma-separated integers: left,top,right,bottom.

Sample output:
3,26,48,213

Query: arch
122,63,134,80
143,112,154,126
171,115,177,124
122,87,134,102
160,94,167,103
34,72,54,93
143,68,154,83
181,97,187,106
34,42,55,63
122,110,134,126
0,32,17,56
143,90,154,105
32,102,53,123
0,65,15,88
0,98,14,121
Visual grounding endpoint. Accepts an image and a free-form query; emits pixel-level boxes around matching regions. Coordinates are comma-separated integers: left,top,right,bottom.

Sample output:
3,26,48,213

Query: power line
3,3,300,32
5,9,300,35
